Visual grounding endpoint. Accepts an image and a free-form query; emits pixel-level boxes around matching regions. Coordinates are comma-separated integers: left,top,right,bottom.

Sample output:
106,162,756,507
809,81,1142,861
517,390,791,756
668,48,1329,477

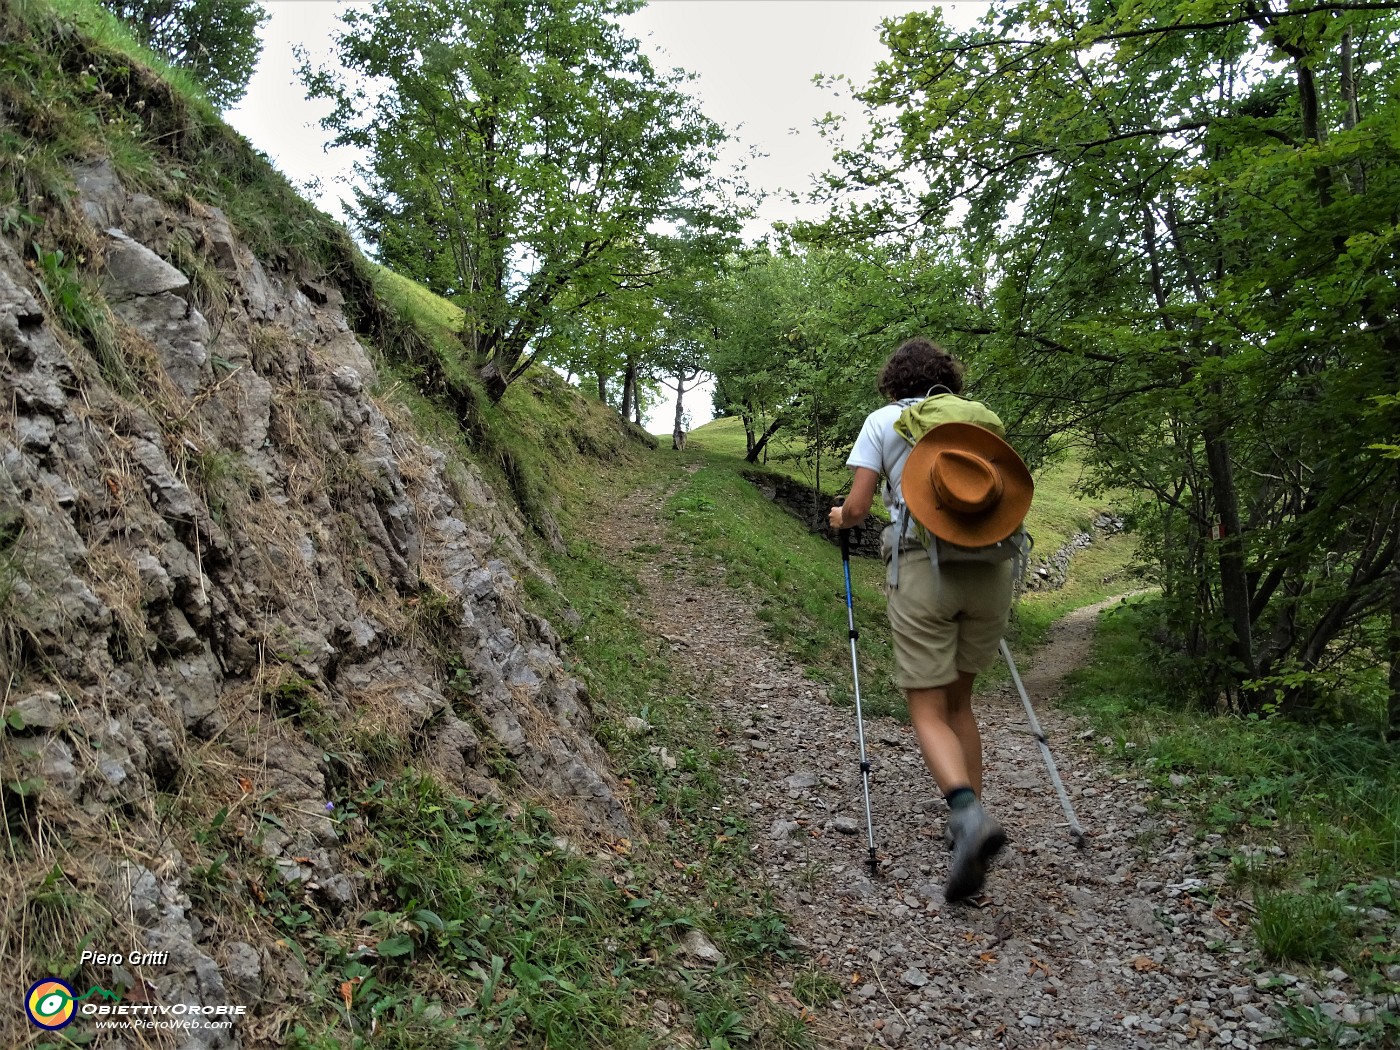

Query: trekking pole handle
836,497,851,557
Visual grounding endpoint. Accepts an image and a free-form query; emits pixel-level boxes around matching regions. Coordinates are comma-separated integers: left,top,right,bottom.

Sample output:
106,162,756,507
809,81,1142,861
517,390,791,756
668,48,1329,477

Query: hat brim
901,422,1033,547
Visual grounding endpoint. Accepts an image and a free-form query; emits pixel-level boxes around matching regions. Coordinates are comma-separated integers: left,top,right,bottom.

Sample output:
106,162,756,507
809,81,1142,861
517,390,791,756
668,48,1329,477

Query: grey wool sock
946,787,976,811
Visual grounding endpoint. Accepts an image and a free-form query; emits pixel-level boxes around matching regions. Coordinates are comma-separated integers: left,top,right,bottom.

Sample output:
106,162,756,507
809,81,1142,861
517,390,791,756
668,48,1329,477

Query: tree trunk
746,416,784,464
480,359,510,403
1388,552,1400,742
1202,406,1257,698
1340,28,1366,193
620,356,636,421
672,372,687,451
596,370,608,405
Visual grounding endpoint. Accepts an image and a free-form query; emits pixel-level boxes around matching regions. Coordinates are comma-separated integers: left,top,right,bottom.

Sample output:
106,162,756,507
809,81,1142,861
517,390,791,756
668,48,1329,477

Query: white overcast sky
225,0,992,430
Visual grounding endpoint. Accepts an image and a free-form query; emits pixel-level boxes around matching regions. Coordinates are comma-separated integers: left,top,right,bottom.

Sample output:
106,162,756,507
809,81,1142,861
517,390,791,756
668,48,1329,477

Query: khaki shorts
882,544,1014,689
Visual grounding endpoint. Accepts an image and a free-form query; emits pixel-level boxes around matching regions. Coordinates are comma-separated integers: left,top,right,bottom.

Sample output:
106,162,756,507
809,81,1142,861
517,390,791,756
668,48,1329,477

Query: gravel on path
600,477,1385,1049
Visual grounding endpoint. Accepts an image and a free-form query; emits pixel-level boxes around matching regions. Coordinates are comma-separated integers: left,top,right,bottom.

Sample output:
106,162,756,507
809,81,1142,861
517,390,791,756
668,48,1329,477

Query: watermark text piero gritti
80,949,170,966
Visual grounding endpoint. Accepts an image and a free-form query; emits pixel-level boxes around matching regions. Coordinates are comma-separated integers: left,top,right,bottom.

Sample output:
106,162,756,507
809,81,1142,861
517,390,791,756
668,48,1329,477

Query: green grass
236,776,666,1050
791,968,843,1009
687,416,813,476
1253,890,1355,965
1063,597,1400,1034
1025,453,1129,561
1067,600,1400,876
372,265,465,332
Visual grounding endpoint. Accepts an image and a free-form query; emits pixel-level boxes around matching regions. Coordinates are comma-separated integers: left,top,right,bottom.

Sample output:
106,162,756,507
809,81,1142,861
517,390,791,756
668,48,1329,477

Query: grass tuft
1253,890,1354,965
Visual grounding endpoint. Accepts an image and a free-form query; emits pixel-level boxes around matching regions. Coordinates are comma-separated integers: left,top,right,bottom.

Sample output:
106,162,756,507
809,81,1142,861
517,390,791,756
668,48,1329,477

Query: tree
646,240,730,450
707,240,958,479
813,0,1400,714
553,277,666,424
101,0,267,108
705,248,811,462
302,0,733,402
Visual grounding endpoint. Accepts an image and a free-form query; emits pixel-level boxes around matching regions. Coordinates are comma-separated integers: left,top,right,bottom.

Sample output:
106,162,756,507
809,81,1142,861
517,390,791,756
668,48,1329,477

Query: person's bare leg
907,671,982,794
906,684,967,793
944,671,981,796
908,672,1003,901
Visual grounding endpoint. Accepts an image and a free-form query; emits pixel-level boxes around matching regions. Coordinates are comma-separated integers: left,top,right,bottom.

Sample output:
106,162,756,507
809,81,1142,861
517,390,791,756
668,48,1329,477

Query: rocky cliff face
1,159,628,1045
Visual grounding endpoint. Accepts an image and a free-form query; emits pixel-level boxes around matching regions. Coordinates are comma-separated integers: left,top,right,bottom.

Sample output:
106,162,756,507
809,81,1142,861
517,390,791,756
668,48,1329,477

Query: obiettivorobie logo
25,976,247,1032
25,979,118,1029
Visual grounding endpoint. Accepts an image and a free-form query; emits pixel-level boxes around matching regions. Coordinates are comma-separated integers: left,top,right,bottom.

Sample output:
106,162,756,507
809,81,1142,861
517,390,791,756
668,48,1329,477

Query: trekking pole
999,639,1085,846
838,517,880,876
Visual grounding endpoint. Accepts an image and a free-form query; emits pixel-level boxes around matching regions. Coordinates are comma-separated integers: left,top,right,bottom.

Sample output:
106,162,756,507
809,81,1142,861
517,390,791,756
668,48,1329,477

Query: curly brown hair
877,338,965,400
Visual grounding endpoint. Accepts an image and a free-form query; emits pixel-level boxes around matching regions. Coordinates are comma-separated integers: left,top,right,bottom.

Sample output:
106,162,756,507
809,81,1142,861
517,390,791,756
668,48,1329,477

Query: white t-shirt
846,398,922,535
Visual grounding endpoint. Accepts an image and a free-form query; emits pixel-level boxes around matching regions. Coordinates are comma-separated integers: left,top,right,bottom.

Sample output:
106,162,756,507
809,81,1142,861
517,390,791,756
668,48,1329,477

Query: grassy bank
1064,599,1400,1047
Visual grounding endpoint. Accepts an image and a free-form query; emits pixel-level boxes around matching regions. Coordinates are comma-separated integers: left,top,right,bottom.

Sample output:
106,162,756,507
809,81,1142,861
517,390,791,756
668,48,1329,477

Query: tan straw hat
901,422,1033,547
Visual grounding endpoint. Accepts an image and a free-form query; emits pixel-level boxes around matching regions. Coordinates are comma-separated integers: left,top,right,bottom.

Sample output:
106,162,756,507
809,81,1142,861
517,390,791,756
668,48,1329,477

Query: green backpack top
888,393,1034,589
894,392,1008,444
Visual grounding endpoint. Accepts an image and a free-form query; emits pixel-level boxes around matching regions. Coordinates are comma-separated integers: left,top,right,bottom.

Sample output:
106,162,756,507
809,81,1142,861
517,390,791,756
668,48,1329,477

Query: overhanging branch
951,325,1123,363
1086,2,1400,44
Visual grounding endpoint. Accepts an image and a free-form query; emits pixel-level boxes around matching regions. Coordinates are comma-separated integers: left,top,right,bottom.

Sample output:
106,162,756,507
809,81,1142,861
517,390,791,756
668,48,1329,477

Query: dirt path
598,475,1333,1049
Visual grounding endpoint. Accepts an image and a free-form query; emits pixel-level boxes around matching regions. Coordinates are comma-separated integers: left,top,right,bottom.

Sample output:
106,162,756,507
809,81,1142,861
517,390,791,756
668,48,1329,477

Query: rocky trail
597,473,1386,1049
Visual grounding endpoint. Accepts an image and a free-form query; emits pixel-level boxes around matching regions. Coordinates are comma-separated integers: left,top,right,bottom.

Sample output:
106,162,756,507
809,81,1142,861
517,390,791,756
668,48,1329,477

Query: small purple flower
325,801,336,811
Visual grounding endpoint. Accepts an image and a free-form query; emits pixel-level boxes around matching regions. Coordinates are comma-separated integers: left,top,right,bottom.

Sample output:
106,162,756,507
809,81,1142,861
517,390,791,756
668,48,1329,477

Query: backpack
887,394,1034,590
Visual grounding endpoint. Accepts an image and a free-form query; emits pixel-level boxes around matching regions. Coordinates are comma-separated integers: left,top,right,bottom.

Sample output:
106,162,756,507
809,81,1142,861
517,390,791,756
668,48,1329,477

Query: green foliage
97,0,266,108
808,0,1400,717
296,773,776,1049
694,1001,752,1046
303,0,737,401
704,245,946,477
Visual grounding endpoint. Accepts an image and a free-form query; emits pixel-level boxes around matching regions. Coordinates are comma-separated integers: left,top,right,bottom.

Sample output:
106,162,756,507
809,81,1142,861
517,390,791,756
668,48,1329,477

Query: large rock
100,227,189,300
0,158,633,1044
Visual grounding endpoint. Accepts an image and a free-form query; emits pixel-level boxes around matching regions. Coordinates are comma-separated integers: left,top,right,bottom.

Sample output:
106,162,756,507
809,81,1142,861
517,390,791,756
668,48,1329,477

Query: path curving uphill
600,475,1362,1049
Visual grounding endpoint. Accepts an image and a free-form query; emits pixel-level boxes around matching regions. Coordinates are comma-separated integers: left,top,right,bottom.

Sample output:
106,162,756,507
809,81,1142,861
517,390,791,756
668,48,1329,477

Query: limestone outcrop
1,160,627,1046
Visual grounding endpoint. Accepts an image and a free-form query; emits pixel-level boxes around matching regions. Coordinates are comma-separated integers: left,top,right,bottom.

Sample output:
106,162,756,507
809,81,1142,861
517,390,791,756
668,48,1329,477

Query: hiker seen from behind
828,337,1034,902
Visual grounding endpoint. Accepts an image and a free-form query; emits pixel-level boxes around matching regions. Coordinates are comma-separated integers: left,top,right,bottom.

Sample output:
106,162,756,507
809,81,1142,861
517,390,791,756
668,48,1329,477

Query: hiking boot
944,799,1006,902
